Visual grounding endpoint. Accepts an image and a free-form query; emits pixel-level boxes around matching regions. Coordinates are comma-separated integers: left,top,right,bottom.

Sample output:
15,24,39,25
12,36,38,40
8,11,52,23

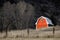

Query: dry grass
0,26,60,40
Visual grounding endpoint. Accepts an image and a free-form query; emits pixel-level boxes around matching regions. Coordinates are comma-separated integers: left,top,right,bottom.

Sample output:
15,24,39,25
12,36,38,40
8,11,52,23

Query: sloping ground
0,26,60,40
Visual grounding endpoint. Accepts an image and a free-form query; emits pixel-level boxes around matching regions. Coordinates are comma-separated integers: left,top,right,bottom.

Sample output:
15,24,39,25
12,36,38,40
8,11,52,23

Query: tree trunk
53,26,55,37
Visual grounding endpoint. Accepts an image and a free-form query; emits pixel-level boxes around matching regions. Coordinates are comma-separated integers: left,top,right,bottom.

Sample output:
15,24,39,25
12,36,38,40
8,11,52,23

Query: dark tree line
0,1,35,36
0,0,60,36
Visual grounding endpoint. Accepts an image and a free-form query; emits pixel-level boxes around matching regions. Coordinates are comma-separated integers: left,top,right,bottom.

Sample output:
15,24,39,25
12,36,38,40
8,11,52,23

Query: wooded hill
0,0,60,31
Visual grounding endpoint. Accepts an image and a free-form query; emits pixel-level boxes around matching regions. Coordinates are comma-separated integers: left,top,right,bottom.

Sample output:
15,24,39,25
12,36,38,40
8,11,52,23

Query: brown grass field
0,26,60,40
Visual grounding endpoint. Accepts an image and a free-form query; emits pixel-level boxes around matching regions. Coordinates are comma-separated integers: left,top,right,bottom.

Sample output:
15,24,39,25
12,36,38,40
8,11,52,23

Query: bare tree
16,1,35,35
3,1,16,37
0,8,4,33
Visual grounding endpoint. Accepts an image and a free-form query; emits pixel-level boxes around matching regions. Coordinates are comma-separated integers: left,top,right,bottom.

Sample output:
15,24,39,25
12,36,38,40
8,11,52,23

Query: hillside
0,0,60,30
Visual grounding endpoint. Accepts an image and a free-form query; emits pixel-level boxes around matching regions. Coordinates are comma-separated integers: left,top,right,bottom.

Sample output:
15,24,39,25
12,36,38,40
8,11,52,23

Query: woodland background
0,0,60,31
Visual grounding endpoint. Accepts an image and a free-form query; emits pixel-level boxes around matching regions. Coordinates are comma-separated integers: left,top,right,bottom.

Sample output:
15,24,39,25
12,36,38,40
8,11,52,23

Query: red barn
35,16,53,30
